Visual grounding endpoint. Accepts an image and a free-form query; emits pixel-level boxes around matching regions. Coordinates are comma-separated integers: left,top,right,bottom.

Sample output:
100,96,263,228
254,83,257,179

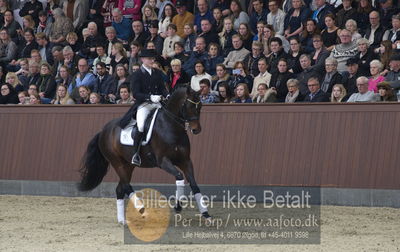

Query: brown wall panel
0,104,399,189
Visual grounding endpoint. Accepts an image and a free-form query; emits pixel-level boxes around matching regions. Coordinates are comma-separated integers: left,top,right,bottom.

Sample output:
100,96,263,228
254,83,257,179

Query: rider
130,49,168,165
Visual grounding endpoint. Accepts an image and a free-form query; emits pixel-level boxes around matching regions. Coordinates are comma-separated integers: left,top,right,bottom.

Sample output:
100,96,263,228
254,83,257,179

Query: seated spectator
69,58,97,101
36,11,52,37
320,57,342,96
252,83,276,103
230,0,249,31
76,85,91,104
183,23,196,53
62,46,80,76
17,58,30,86
162,24,183,59
312,0,335,31
355,38,379,76
1,10,22,43
27,84,39,97
267,37,289,75
251,58,271,97
52,84,75,104
92,45,112,75
386,54,400,90
0,28,17,66
330,29,359,73
29,93,42,104
128,41,142,75
347,76,378,102
194,0,214,33
303,77,330,102
22,15,36,32
37,62,57,100
378,40,393,73
0,83,18,104
171,0,194,39
377,81,397,101
368,60,385,93
166,59,190,93
253,20,265,43
101,0,118,28
35,32,54,65
145,21,164,56
105,26,119,56
110,42,129,74
345,19,362,42
93,62,116,103
18,91,30,105
336,0,358,29
217,81,233,103
111,8,132,44
56,65,73,87
270,58,295,102
118,0,141,21
223,34,250,69
219,17,237,57
21,60,41,90
190,60,212,91
250,0,268,34
229,61,253,92
51,46,64,77
262,25,289,56
18,28,38,59
116,84,134,104
238,23,253,51
232,83,252,103
300,19,320,54
243,41,265,78
267,1,285,36
283,0,311,38
199,78,217,103
130,20,150,47
321,14,339,51
383,14,400,45
158,4,176,38
204,43,224,76
212,7,224,34
113,63,129,99
6,72,24,93
142,5,158,33
171,41,189,66
285,79,305,103
212,64,231,93
80,22,106,62
364,11,384,50
342,57,362,96
49,8,74,45
198,19,219,47
89,92,102,104
310,34,330,73
183,37,208,76
287,37,304,75
330,84,348,102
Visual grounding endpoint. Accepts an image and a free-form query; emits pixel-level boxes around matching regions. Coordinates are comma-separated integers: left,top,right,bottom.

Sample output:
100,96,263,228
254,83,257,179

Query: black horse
78,86,211,224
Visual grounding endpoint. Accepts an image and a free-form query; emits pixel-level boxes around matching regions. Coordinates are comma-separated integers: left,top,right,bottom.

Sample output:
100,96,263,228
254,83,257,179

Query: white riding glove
150,95,162,103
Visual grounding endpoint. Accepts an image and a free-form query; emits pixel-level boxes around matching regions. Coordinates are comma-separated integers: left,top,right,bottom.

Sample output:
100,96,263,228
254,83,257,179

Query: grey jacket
386,71,400,89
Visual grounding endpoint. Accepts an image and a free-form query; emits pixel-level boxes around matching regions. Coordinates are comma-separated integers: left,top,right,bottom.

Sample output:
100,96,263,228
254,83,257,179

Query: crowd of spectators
1,0,400,105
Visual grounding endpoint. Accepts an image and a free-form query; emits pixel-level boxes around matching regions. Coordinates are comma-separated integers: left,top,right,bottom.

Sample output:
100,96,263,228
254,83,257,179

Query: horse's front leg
180,160,211,220
159,157,185,213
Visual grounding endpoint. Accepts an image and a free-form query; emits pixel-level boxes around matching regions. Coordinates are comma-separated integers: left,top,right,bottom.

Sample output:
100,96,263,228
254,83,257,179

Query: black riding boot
131,131,144,166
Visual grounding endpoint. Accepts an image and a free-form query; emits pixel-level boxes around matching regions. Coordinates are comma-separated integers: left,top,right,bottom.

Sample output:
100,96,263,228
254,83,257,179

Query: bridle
160,97,201,129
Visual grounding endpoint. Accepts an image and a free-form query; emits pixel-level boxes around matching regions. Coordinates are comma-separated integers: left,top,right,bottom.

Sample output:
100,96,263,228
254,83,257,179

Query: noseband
182,98,201,122
161,97,201,129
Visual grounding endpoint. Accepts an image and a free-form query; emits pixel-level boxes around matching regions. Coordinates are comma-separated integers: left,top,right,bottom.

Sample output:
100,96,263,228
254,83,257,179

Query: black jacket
93,74,116,97
363,25,385,49
267,49,289,76
342,71,362,95
320,71,342,95
297,68,322,95
303,89,330,102
19,1,43,24
270,71,295,102
243,54,265,77
166,69,191,93
37,75,57,99
129,31,150,47
355,49,379,76
315,4,335,30
131,66,168,104
198,30,220,47
81,34,106,59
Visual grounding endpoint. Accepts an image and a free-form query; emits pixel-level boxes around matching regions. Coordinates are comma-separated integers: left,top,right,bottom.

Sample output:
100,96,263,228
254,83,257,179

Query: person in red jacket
118,0,141,21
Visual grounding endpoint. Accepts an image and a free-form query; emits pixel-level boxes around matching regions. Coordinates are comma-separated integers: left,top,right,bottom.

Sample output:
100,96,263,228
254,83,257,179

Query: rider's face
141,57,155,68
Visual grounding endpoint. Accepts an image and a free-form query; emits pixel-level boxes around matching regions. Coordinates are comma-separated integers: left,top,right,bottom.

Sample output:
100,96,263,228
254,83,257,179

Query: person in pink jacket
118,0,142,21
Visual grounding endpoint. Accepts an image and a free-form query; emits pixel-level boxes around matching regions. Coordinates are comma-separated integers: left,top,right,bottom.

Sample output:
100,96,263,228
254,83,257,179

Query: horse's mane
167,86,188,109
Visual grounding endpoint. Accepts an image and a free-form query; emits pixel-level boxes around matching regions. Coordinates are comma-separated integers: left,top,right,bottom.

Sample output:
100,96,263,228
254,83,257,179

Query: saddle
120,108,160,146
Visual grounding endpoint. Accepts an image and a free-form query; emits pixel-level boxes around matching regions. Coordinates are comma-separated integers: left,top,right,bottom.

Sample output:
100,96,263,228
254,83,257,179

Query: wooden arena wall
0,104,399,190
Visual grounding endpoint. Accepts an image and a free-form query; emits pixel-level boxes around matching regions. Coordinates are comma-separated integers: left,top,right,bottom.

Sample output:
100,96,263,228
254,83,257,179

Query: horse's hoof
202,212,212,223
174,203,182,213
118,220,126,226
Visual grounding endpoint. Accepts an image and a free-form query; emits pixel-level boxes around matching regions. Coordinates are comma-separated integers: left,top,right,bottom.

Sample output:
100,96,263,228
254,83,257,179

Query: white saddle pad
120,108,160,146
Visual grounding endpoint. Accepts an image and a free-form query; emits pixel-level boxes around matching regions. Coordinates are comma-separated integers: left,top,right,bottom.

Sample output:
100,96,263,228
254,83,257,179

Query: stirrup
131,152,141,166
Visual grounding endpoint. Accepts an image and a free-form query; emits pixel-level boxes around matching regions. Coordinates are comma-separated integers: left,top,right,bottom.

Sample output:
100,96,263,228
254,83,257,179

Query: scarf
285,90,299,103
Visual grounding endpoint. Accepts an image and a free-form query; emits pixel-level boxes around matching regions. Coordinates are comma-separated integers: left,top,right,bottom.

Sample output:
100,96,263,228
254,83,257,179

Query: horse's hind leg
180,160,211,220
159,157,185,213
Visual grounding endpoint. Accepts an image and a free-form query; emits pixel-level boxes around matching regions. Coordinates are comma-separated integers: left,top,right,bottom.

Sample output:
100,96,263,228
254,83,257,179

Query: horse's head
182,86,202,135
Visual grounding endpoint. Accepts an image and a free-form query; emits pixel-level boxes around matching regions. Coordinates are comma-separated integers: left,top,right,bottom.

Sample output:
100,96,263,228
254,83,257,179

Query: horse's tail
78,133,109,191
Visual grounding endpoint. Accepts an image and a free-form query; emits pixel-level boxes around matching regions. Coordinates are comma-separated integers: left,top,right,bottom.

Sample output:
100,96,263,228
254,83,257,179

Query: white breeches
137,102,161,132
